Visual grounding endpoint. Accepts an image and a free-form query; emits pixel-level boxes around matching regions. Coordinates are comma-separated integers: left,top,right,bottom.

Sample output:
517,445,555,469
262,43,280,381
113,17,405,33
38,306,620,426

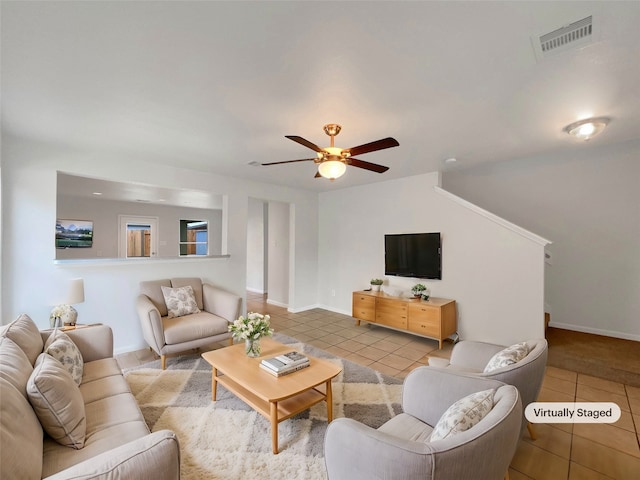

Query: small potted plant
411,283,426,298
370,278,383,292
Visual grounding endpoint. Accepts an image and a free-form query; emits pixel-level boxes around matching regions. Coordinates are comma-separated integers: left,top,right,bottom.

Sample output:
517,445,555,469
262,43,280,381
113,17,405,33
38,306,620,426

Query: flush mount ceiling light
563,117,610,140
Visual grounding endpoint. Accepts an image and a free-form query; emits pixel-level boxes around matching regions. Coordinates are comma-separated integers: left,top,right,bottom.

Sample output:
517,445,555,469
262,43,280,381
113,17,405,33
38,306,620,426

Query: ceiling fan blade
348,157,389,173
261,158,316,166
347,137,399,157
285,135,324,153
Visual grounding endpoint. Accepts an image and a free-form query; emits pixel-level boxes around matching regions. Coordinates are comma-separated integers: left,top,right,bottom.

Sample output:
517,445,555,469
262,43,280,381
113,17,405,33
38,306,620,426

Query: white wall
443,139,640,341
246,198,267,293
266,201,290,307
318,172,548,345
1,134,319,353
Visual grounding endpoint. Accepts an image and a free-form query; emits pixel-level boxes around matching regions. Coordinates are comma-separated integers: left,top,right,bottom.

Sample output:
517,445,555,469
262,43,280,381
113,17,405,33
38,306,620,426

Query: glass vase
245,338,261,357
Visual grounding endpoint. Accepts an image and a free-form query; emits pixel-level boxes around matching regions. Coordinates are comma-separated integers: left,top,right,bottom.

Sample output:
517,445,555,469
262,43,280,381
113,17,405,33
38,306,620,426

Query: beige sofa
137,278,242,369
0,314,180,480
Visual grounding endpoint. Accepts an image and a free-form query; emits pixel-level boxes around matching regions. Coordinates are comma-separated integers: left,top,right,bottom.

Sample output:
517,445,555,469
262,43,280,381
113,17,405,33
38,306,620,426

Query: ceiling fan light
564,117,609,140
318,160,346,180
324,146,343,156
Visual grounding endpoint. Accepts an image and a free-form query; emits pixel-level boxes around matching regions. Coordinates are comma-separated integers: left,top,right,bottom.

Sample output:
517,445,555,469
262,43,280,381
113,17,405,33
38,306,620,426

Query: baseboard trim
287,304,318,313
316,304,352,317
246,287,266,294
115,343,148,356
266,298,288,309
549,322,640,342
286,304,352,316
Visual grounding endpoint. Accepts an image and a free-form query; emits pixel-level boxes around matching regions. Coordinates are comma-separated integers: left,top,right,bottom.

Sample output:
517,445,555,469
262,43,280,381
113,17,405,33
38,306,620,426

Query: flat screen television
385,232,441,279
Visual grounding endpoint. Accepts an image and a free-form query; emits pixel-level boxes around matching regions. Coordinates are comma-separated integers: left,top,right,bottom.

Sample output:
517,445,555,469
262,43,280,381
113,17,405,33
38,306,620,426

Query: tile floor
118,292,640,479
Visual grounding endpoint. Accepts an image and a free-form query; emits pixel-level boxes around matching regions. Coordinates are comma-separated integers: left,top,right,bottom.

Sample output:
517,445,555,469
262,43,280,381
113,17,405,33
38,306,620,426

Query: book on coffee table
261,351,308,371
275,351,308,367
260,360,310,377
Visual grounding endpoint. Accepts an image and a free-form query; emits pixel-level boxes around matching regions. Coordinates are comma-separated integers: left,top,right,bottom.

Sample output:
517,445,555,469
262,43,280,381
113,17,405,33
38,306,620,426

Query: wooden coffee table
201,337,342,454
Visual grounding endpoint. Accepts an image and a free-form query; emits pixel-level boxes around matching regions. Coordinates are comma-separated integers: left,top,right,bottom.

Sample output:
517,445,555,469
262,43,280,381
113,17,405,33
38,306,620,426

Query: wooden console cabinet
352,291,457,349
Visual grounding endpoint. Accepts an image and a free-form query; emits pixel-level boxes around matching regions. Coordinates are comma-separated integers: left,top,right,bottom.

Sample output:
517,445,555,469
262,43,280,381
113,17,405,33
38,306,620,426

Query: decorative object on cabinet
370,278,383,292
411,283,427,298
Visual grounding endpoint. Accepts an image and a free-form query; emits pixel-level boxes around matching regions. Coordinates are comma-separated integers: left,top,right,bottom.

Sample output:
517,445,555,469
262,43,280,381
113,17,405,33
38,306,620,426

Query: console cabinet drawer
408,304,440,337
376,298,408,329
408,317,440,337
352,293,376,322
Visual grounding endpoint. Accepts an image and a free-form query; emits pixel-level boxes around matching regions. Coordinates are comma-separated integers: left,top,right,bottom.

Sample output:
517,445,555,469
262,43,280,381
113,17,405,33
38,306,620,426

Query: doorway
246,199,290,307
118,215,159,258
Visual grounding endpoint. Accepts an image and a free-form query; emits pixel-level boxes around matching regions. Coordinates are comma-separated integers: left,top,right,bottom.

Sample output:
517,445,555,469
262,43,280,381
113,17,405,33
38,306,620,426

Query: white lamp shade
66,278,85,305
318,160,347,180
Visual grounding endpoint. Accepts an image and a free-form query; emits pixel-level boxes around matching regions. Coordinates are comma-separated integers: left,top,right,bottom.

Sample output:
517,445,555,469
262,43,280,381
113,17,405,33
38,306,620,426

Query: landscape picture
56,219,93,248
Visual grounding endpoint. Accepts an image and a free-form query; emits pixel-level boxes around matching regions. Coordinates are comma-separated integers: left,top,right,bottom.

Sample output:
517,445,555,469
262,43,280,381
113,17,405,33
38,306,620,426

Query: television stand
352,291,457,349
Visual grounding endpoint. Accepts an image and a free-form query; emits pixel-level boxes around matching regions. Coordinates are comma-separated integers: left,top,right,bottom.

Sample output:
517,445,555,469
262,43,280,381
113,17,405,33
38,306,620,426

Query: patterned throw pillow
430,388,495,442
483,342,530,373
27,353,86,449
45,330,84,385
161,285,201,318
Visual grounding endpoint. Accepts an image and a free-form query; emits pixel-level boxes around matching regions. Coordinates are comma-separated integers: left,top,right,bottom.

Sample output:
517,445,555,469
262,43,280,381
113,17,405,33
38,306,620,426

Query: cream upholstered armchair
428,338,548,439
136,278,242,369
324,368,522,480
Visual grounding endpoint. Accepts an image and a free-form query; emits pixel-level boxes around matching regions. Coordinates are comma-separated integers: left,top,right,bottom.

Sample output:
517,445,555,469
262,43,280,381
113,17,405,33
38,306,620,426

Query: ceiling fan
261,124,399,180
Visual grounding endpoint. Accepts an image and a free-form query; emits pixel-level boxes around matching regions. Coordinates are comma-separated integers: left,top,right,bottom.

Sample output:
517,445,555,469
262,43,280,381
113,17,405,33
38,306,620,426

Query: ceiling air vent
532,15,597,61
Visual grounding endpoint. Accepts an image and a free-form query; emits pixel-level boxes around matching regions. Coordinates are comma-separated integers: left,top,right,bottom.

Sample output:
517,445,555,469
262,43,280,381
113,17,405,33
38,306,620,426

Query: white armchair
136,278,242,369
324,368,522,480
428,338,548,439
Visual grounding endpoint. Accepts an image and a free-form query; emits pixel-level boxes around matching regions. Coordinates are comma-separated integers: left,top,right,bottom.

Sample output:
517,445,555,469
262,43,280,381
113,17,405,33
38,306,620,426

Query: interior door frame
118,215,159,258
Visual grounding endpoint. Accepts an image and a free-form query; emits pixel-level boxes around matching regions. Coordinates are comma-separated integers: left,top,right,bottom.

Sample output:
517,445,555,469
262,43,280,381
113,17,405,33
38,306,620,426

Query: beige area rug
124,334,403,480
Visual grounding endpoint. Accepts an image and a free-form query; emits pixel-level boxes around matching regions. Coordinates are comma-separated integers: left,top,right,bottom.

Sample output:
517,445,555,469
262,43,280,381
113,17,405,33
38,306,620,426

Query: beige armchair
136,278,242,369
428,338,548,439
324,368,522,480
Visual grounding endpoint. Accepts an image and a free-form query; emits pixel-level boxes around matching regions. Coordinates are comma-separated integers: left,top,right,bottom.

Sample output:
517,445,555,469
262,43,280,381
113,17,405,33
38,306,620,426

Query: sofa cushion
41,358,152,478
483,342,530,373
2,313,44,365
161,285,201,318
81,357,124,384
430,388,495,441
171,277,204,309
163,311,229,344
45,329,84,385
0,335,33,396
140,279,172,317
378,412,434,443
0,377,43,480
27,353,87,449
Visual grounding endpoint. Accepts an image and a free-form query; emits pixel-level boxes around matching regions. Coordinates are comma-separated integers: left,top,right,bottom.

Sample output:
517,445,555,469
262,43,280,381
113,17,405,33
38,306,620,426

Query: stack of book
260,351,310,377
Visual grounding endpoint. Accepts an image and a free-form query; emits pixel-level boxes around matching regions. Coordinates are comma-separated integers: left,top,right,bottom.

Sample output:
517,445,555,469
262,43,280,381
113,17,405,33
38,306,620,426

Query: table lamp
49,278,85,327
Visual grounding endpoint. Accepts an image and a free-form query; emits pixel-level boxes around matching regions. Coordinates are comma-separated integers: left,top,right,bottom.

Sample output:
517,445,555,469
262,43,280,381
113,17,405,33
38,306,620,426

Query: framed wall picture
56,219,94,248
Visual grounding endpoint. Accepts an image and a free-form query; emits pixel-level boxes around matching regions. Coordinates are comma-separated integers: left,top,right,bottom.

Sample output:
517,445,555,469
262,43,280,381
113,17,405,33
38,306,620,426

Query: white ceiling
3,1,640,193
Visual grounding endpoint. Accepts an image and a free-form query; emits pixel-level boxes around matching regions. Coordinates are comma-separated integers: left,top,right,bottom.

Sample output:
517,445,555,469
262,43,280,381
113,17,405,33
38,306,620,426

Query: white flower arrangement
228,312,274,341
49,304,77,327
50,304,73,321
